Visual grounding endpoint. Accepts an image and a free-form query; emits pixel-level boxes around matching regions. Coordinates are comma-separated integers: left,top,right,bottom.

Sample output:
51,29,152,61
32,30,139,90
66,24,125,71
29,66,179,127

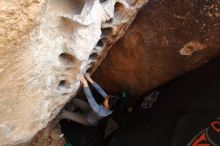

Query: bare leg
60,110,93,126
72,98,91,112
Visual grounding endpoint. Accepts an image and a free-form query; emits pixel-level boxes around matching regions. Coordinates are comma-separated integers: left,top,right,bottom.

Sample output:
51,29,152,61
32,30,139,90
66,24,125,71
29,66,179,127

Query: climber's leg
60,110,93,126
72,98,91,112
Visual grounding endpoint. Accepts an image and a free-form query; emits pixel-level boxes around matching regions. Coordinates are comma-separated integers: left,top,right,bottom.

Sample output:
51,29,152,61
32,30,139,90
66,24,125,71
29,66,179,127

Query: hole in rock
89,53,98,60
62,93,69,96
101,27,113,37
85,62,95,73
58,80,71,90
59,53,76,67
73,0,86,15
106,18,113,23
114,2,128,21
100,0,107,3
60,17,78,35
96,38,108,48
126,0,138,6
86,67,93,73
97,40,103,47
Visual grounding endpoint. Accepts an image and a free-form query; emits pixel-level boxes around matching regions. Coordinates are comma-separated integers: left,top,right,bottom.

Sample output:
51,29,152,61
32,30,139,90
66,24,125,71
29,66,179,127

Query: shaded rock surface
94,0,220,103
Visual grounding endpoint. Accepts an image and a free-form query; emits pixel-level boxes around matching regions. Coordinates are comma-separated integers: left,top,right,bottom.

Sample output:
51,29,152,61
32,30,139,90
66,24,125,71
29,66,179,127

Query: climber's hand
79,75,88,87
85,73,94,83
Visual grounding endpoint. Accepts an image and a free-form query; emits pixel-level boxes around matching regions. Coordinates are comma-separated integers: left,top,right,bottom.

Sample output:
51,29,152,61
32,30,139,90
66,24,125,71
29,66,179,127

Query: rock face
93,0,220,103
0,0,148,145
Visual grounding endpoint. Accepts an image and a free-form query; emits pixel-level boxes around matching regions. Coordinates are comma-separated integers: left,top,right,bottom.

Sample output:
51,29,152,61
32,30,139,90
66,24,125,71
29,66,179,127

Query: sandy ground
29,120,66,146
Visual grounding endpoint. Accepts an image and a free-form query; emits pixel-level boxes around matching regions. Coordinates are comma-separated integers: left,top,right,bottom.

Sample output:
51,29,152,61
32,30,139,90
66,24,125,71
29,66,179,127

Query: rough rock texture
94,0,220,103
0,0,148,145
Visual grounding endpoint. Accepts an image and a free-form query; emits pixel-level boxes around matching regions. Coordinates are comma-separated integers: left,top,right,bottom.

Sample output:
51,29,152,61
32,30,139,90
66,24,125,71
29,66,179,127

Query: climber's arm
85,73,108,99
79,75,100,113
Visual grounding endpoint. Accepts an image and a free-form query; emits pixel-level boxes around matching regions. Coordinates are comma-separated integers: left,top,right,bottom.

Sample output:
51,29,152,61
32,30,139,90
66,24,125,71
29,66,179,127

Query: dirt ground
29,120,66,146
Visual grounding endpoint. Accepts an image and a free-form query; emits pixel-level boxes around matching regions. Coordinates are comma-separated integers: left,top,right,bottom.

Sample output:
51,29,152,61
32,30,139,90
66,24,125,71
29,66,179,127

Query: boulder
0,0,148,145
93,0,220,103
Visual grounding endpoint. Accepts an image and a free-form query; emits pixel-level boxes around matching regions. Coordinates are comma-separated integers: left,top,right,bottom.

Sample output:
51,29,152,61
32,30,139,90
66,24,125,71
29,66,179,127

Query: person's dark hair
108,95,121,110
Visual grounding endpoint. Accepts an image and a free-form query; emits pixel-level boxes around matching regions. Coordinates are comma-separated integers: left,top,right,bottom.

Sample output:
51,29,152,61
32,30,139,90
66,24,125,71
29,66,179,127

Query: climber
59,73,120,126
